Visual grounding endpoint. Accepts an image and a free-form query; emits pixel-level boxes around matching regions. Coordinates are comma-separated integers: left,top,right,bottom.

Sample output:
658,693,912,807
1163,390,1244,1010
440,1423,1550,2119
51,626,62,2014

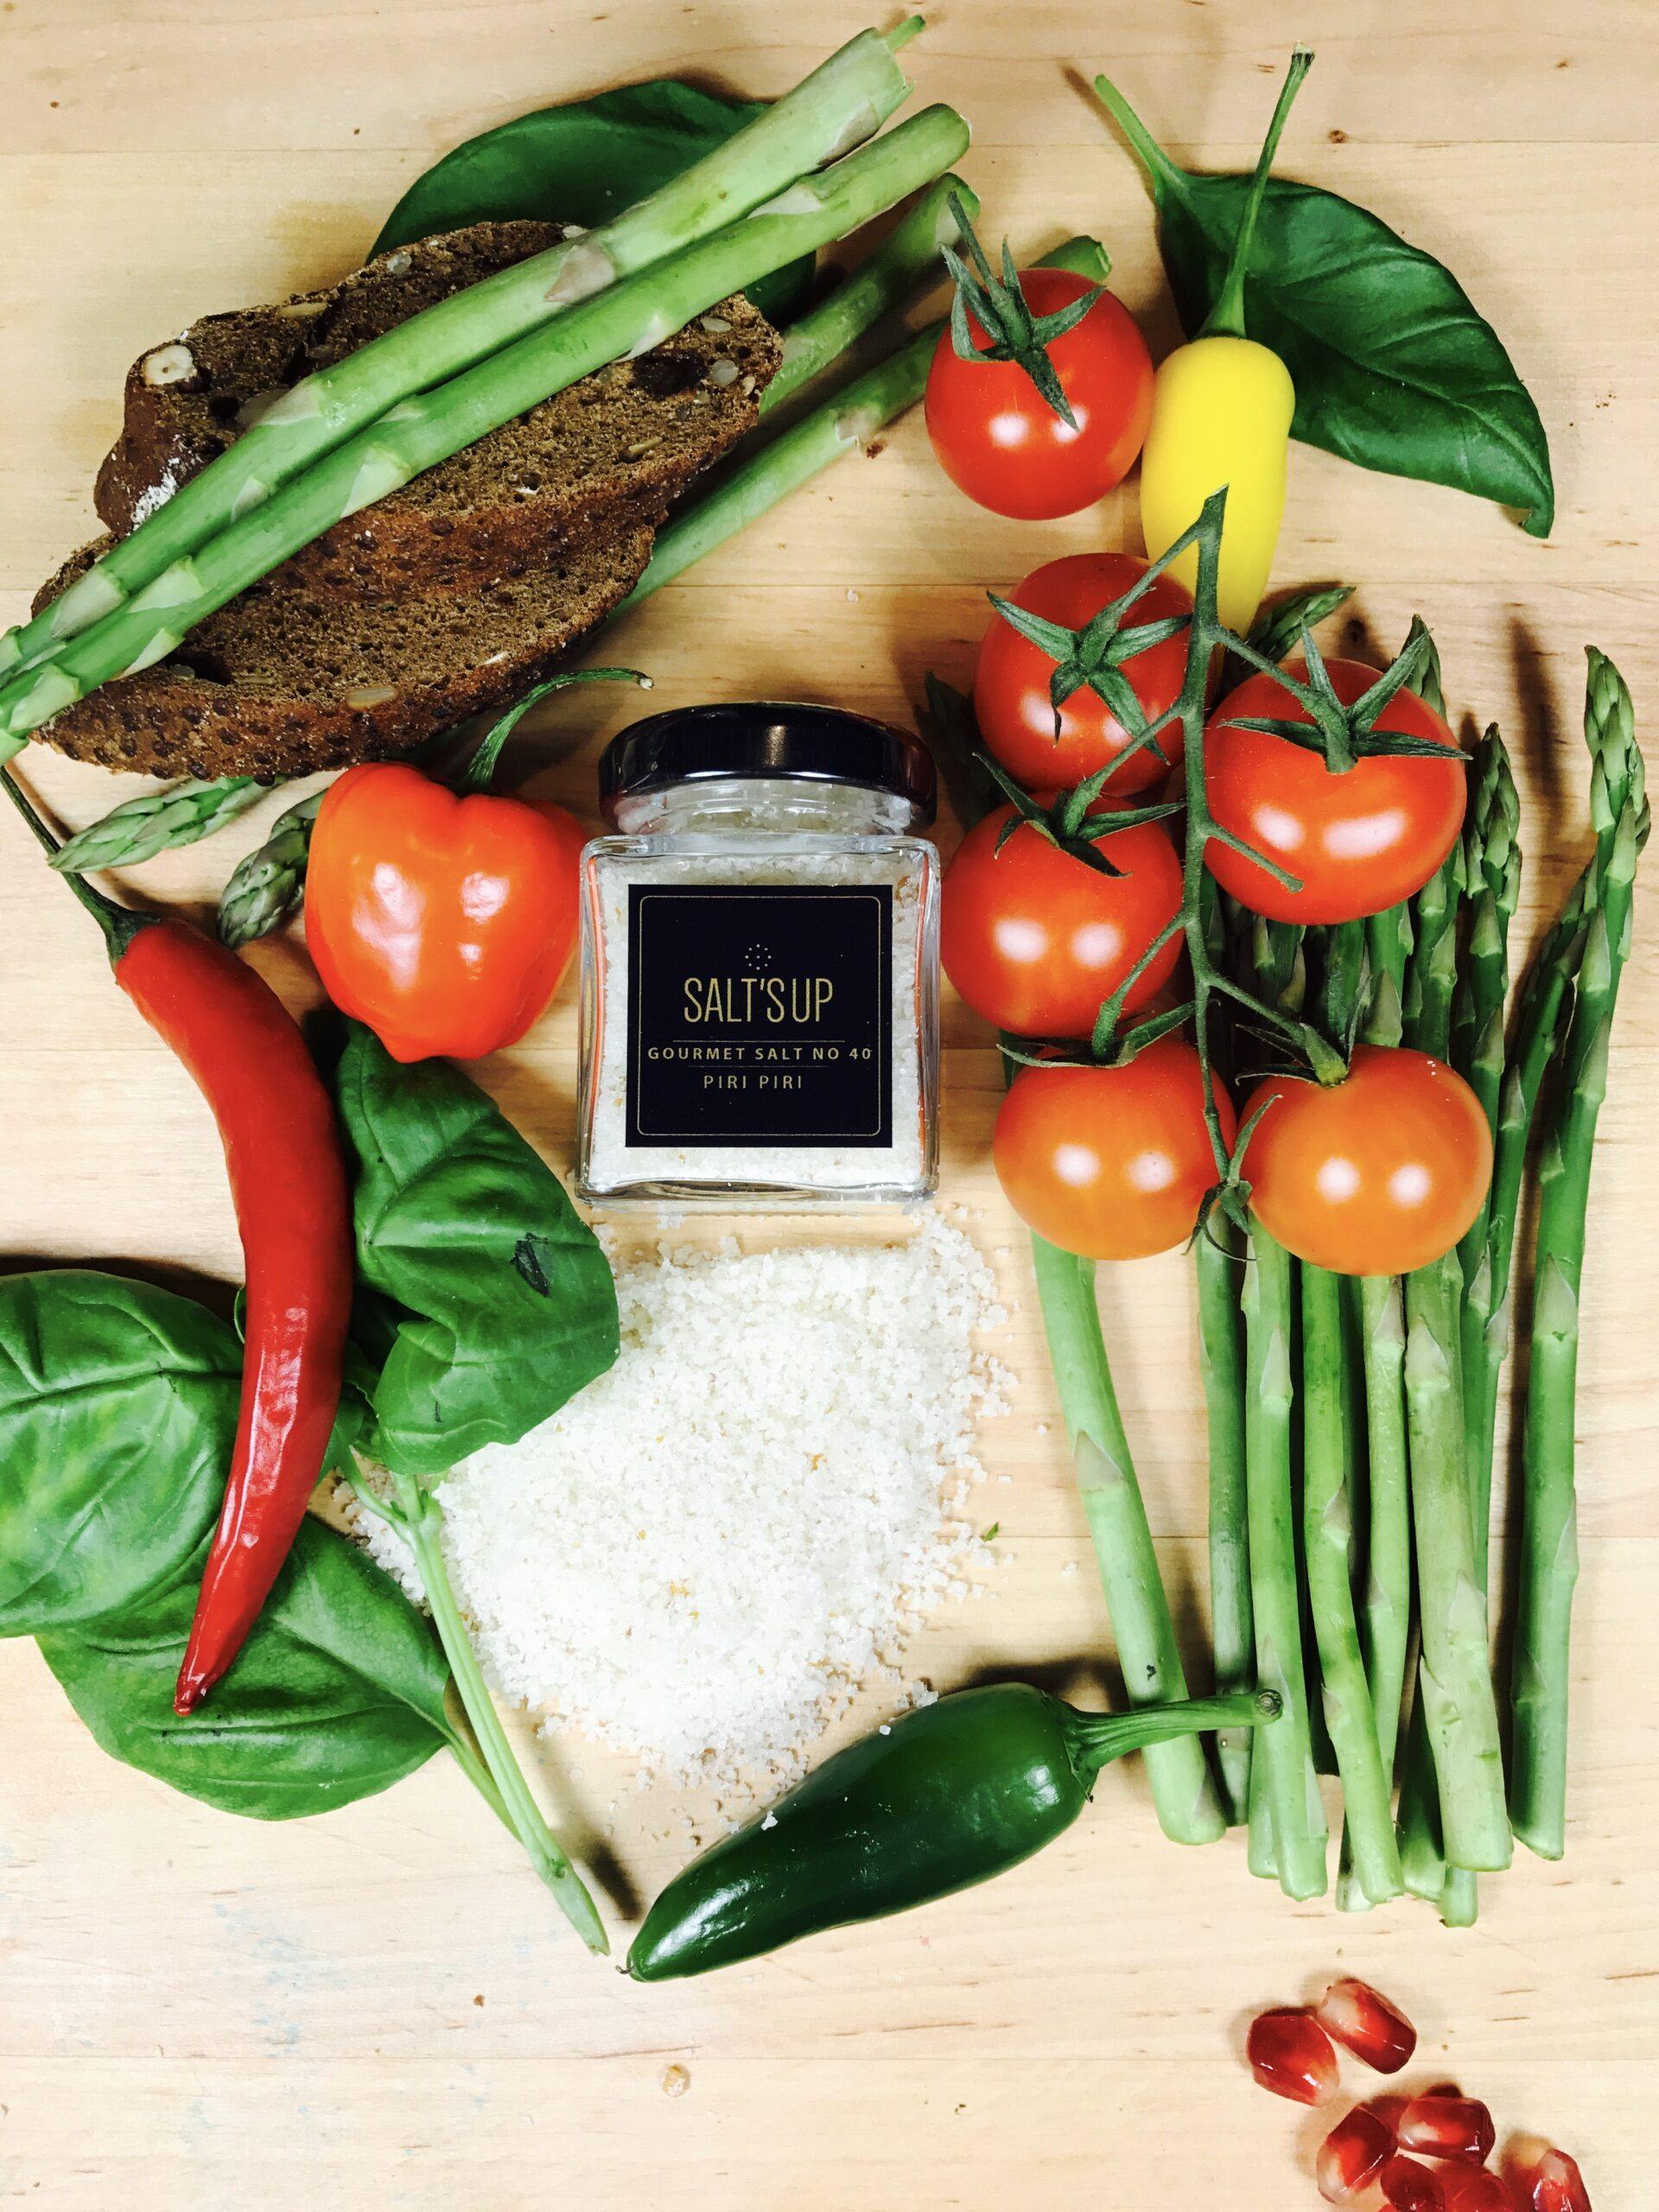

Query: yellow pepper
1136,52,1311,635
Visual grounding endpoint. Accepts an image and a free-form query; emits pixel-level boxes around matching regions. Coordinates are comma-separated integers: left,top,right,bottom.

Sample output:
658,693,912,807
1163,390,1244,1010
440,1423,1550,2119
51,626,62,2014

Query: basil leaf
40,1520,454,1820
373,79,813,326
0,1271,237,1636
1100,90,1553,536
333,1023,619,1478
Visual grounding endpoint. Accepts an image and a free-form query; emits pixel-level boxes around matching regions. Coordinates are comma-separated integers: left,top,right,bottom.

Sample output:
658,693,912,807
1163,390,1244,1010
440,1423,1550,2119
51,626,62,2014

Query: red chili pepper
1,770,353,1713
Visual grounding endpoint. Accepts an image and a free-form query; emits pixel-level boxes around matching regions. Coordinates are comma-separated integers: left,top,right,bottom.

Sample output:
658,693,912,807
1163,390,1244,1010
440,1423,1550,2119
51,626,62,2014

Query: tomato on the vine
925,270,1154,520
1205,658,1465,924
973,553,1194,795
941,799,1183,1039
1241,1046,1492,1276
994,1039,1233,1262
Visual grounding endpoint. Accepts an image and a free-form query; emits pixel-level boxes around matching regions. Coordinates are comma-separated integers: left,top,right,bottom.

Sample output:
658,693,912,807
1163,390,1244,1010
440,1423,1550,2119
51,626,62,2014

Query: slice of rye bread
93,219,780,597
30,524,657,781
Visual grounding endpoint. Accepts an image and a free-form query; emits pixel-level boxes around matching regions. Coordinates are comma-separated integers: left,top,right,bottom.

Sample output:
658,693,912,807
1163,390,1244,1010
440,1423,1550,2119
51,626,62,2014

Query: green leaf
1096,84,1554,535
0,1272,238,1636
39,1520,454,1820
332,1024,619,1478
373,79,814,326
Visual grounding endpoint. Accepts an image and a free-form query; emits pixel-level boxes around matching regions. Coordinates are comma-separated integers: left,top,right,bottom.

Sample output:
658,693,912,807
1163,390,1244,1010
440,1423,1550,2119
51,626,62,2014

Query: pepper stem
0,765,152,964
1201,48,1313,340
1065,1688,1281,1781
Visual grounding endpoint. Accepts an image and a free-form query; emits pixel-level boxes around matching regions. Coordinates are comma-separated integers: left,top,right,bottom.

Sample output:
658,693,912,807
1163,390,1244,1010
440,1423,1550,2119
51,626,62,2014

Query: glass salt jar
577,701,940,1205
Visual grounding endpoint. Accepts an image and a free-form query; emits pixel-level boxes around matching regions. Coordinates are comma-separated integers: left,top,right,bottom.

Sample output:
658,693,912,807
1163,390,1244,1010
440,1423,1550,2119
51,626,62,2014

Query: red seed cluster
1245,1978,1592,2211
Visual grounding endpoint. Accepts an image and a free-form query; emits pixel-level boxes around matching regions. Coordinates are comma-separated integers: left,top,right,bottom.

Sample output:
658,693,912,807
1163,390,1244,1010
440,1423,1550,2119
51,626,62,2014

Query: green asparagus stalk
49,773,265,872
1398,836,1512,1874
1028,1236,1226,1846
1301,1259,1404,1903
1478,654,1643,1494
620,232,1107,612
761,171,975,410
1355,904,1414,1810
1338,914,1413,1913
0,105,969,753
0,23,919,685
1195,1220,1253,1825
1288,918,1402,1904
1438,726,1519,1925
1511,671,1644,1857
217,786,326,947
1241,1225,1328,1898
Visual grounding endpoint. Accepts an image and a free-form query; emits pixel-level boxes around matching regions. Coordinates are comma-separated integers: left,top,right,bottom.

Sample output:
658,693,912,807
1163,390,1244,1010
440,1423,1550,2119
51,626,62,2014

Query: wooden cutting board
0,3,1652,2205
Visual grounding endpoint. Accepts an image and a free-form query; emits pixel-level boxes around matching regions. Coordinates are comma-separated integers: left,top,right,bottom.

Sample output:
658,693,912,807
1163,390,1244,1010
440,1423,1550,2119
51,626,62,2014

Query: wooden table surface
2,3,1654,2205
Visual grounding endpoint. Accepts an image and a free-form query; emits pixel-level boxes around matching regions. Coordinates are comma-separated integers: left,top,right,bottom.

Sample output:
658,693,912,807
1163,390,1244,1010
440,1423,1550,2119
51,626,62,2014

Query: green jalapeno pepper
629,1683,1279,1979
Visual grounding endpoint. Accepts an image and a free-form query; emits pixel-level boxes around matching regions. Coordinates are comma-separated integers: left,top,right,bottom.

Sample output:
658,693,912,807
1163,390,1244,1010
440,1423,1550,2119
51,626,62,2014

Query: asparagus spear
0,105,969,753
622,232,1107,610
1292,918,1402,1904
1196,1219,1253,1825
1302,1256,1403,1902
760,170,974,410
1241,1224,1328,1897
1478,654,1643,1492
1400,836,1513,1874
0,22,919,684
1510,656,1644,1858
1030,1237,1227,1846
1438,726,1520,1926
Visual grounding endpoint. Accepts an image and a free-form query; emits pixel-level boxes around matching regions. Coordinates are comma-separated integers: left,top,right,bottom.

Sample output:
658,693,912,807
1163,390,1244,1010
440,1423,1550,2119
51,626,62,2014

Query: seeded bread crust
32,525,657,781
93,220,781,598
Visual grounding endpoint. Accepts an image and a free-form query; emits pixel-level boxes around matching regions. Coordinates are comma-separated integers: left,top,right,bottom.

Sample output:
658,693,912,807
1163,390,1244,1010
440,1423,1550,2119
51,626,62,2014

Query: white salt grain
356,1215,1005,1787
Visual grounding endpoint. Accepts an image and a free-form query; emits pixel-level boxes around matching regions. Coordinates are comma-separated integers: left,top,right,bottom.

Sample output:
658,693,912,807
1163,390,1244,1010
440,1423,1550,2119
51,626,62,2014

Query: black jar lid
599,700,936,825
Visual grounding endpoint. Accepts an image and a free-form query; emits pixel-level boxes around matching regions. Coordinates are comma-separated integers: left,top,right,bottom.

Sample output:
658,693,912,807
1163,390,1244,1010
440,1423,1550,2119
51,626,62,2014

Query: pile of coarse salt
355,1213,1007,1789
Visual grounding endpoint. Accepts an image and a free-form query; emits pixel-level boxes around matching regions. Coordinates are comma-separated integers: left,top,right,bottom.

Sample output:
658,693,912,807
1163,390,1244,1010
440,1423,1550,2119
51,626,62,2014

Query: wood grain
1,3,1654,2205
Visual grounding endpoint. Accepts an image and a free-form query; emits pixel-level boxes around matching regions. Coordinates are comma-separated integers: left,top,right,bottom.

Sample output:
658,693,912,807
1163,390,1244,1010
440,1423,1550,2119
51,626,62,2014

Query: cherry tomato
973,553,1194,795
994,1038,1234,1261
1205,658,1465,924
1242,1046,1493,1276
941,799,1183,1038
925,270,1154,520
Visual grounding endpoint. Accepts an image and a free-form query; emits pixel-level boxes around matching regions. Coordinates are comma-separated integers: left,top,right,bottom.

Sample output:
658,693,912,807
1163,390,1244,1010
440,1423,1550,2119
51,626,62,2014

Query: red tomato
925,270,1154,519
1205,658,1465,923
994,1038,1234,1261
973,552,1193,795
1242,1046,1493,1276
941,799,1183,1038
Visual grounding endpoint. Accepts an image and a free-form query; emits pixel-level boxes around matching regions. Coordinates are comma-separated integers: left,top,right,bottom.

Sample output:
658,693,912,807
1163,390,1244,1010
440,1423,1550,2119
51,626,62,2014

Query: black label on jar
626,884,893,1147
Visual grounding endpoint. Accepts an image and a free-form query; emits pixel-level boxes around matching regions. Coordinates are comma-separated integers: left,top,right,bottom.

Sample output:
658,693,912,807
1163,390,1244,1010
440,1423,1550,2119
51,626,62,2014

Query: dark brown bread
34,221,783,779
32,526,656,781
93,220,781,597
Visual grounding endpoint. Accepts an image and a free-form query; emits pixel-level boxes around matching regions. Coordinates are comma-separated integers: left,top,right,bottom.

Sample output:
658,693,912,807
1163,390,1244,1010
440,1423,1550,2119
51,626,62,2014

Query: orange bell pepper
305,761,588,1063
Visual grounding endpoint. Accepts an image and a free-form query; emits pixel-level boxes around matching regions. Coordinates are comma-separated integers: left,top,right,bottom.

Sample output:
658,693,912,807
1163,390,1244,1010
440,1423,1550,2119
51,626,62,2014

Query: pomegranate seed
1382,2158,1447,2212
1246,2006,1339,2105
1317,1977,1420,2074
1319,2106,1395,2202
1442,2171,1516,2212
1522,2149,1592,2212
1399,2094,1497,2164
